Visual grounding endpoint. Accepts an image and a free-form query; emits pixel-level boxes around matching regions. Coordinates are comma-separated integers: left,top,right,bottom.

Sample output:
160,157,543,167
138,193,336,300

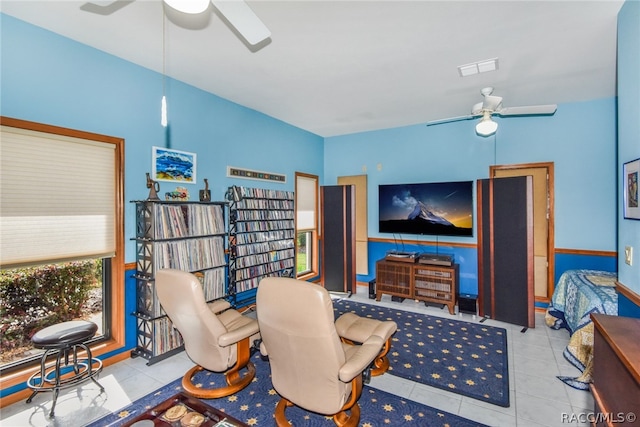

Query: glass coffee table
123,392,249,427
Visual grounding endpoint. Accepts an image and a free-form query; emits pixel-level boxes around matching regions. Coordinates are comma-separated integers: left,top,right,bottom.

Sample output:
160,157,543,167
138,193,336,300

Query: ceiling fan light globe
163,0,209,14
476,118,498,136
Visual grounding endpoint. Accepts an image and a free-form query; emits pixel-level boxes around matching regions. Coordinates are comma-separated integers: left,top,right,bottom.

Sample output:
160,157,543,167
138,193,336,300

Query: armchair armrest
339,335,384,382
218,319,260,347
208,299,232,314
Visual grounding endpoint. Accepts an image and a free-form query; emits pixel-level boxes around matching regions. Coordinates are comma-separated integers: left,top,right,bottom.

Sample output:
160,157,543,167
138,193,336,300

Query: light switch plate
625,246,633,266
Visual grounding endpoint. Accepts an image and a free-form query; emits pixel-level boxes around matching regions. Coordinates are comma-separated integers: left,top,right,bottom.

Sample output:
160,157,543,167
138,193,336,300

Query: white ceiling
1,0,625,137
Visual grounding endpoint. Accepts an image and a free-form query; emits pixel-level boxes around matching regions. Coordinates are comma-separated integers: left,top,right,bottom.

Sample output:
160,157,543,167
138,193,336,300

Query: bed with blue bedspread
545,269,617,389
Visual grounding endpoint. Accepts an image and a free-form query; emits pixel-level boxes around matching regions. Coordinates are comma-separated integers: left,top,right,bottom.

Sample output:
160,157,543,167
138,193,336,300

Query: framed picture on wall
623,158,640,220
152,146,196,184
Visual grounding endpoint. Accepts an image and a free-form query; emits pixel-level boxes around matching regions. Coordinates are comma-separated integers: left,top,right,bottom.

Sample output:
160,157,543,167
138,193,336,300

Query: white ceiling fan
426,87,557,136
81,0,271,47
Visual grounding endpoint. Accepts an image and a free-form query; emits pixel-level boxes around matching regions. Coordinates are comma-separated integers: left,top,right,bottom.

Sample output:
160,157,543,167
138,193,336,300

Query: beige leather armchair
256,277,384,427
155,269,259,399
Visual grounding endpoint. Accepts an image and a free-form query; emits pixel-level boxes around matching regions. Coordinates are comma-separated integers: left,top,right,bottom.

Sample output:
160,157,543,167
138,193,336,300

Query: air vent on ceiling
458,58,499,77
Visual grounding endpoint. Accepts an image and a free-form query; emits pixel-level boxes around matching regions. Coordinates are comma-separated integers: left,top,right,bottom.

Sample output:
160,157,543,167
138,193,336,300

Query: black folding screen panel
321,185,355,294
477,176,534,328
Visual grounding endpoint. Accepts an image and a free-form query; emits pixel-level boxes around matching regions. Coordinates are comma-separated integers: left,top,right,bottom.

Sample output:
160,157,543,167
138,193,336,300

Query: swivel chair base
181,337,255,399
274,376,363,427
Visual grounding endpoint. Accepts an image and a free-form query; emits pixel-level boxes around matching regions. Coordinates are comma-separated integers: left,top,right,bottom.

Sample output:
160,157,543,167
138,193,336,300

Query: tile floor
1,287,594,427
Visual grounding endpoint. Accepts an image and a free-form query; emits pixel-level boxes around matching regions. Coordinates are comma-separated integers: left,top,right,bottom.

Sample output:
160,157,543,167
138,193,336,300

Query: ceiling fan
81,0,271,47
426,87,557,136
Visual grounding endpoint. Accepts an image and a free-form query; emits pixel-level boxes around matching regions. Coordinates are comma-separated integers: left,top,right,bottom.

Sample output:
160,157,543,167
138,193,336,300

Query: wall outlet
625,246,633,266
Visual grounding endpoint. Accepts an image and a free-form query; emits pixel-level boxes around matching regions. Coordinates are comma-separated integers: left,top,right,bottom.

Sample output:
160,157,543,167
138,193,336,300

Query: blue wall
325,97,618,290
616,0,640,317
0,13,324,378
1,12,620,295
0,13,325,266
554,253,617,284
324,100,617,250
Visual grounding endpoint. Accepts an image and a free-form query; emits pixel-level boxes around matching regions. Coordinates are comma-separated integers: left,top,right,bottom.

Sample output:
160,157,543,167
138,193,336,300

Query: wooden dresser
590,313,640,427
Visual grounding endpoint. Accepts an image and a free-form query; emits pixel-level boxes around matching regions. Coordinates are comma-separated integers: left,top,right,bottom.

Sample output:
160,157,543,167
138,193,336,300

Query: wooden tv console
375,259,459,315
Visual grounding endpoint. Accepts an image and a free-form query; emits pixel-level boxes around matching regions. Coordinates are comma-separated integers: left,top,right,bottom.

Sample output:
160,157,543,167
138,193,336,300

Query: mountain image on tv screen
378,181,474,237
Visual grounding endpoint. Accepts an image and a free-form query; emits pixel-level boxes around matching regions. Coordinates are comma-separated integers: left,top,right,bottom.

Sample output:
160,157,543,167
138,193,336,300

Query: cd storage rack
131,200,228,364
227,185,296,308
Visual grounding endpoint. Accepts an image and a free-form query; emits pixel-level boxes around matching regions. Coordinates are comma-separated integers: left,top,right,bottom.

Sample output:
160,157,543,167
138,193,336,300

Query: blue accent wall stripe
618,294,640,318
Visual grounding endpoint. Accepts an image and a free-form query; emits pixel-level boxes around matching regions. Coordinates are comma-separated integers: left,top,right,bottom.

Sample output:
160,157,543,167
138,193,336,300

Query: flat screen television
378,180,474,237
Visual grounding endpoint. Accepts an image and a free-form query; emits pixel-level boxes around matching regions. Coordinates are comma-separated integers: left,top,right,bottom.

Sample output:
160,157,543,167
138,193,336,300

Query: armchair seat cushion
335,312,397,343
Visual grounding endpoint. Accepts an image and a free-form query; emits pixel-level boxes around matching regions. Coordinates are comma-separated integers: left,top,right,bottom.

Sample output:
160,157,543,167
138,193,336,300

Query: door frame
490,162,555,303
337,175,368,276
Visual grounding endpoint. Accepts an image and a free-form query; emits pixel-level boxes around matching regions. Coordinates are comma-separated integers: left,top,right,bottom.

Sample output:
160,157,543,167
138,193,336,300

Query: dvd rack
131,200,228,364
227,185,295,307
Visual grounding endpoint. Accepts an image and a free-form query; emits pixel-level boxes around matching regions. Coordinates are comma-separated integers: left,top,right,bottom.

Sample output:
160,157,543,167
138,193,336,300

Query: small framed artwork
623,157,640,220
226,166,286,183
152,147,196,184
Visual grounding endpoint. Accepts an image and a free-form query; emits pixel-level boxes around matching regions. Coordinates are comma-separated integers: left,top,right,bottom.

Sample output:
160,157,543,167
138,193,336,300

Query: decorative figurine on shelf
165,186,189,201
199,178,211,202
146,173,160,201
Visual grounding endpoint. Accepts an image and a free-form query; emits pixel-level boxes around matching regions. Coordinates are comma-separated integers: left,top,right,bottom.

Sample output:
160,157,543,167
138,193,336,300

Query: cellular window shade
296,175,316,230
0,125,116,269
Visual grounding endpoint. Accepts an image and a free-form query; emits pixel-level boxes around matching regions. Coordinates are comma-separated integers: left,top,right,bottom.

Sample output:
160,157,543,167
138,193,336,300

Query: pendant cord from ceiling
162,11,166,92
161,9,168,131
493,133,497,166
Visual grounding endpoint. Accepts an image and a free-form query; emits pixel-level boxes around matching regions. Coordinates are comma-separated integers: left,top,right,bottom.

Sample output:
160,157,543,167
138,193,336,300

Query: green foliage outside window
0,260,101,353
296,231,310,274
297,232,307,248
297,254,308,273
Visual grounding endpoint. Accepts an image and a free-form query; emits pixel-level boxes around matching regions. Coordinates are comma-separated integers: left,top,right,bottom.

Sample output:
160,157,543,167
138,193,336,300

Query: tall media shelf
227,185,296,307
131,200,228,364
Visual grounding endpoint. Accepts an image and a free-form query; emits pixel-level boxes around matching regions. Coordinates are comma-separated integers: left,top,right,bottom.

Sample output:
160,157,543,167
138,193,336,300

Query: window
296,230,313,275
0,117,124,380
1,258,109,369
295,173,318,278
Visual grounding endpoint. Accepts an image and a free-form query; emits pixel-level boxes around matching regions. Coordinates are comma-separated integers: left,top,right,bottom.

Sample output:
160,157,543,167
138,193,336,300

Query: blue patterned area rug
89,353,487,426
333,299,510,408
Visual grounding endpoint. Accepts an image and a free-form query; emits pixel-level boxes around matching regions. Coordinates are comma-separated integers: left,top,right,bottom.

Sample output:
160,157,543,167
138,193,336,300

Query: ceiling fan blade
80,0,134,15
471,102,484,116
482,95,503,112
497,104,558,116
426,115,477,126
211,0,271,46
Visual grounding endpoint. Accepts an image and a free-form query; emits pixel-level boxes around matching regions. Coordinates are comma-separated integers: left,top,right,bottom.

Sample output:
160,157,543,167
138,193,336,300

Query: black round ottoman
26,320,104,418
